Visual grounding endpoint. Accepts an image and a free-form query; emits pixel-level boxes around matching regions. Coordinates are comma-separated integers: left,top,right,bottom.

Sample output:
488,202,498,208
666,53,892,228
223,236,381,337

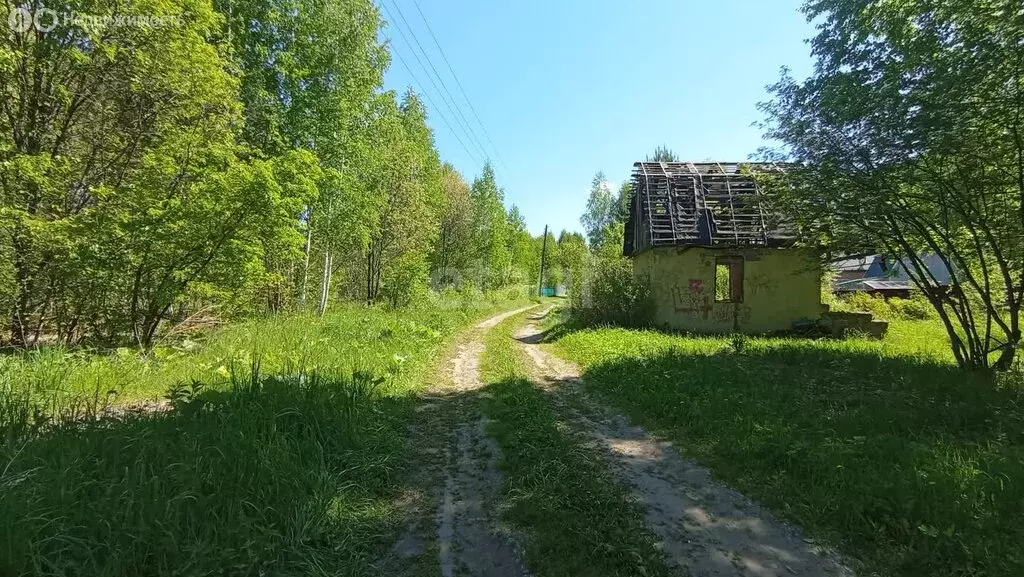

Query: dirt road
382,305,536,577
514,319,854,577
383,307,852,577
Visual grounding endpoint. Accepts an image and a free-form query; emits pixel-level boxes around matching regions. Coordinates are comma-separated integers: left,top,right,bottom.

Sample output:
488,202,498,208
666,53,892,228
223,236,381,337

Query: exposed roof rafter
623,161,796,257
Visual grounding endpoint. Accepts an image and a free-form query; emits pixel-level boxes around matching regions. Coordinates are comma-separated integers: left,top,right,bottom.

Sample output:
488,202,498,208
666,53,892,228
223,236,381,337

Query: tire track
514,320,854,577
381,306,536,577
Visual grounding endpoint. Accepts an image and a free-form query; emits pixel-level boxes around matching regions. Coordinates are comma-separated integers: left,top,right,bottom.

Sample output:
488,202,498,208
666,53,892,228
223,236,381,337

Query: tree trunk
8,230,31,348
317,249,332,316
130,265,145,346
366,247,375,306
993,302,1021,371
300,219,312,308
325,253,333,313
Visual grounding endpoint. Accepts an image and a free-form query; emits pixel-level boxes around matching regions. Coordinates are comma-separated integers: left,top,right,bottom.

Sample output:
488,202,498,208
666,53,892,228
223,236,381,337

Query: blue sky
381,0,816,236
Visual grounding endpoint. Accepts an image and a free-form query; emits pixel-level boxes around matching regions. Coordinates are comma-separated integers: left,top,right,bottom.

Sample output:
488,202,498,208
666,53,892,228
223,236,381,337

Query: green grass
2,372,405,576
477,312,676,577
550,319,1024,577
0,297,528,413
0,296,529,576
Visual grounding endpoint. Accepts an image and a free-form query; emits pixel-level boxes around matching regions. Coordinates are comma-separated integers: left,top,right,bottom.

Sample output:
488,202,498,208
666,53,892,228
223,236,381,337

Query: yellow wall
633,246,824,333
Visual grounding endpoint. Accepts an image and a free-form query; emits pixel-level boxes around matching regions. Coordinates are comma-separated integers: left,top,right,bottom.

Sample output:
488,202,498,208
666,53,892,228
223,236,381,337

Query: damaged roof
623,162,796,256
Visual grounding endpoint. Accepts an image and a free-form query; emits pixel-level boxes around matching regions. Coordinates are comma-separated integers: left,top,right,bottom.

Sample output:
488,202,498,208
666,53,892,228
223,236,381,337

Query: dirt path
382,305,536,577
514,320,854,577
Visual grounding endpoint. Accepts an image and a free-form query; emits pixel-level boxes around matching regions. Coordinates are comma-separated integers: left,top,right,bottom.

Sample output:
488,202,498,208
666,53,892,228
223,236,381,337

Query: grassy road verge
477,312,675,577
0,298,529,576
1,297,529,411
550,320,1024,577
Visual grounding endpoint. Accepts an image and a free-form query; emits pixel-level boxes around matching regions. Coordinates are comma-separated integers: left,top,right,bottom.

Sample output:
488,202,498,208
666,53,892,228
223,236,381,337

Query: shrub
480,284,529,304
820,268,840,309
573,256,654,327
839,292,891,318
834,291,937,321
504,285,526,301
457,284,484,309
380,253,431,308
888,294,936,320
437,287,461,302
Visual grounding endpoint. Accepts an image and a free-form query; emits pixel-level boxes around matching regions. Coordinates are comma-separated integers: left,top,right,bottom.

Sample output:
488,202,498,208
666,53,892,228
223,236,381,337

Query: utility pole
538,224,548,297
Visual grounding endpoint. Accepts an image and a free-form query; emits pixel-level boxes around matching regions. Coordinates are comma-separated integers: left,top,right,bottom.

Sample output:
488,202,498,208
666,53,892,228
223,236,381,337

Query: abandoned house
623,161,826,334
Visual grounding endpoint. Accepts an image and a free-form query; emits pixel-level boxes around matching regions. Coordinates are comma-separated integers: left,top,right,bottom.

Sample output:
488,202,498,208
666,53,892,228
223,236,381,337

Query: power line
385,0,490,164
381,0,492,168
411,0,508,172
386,39,483,170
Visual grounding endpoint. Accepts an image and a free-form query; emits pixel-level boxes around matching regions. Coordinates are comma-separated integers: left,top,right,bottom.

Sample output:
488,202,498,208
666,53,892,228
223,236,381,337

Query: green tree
218,0,386,157
580,172,617,248
218,0,387,313
431,164,474,288
595,222,626,259
615,182,634,224
0,0,305,346
0,0,534,346
759,0,1024,371
647,146,679,162
470,162,510,289
307,166,378,315
557,231,588,297
361,90,442,307
506,205,538,286
93,151,319,345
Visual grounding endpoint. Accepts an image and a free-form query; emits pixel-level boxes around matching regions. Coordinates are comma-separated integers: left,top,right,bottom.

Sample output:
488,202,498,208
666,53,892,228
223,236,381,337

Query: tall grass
0,297,521,414
551,319,1024,576
0,294,529,575
1,370,398,576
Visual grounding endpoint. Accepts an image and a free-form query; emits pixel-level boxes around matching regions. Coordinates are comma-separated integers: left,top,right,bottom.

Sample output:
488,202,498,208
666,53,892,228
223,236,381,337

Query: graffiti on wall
672,279,712,319
711,302,753,326
671,277,753,326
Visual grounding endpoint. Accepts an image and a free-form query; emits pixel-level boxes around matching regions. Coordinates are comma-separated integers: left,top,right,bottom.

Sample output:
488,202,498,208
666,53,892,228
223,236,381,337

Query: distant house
831,254,954,298
623,161,826,334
